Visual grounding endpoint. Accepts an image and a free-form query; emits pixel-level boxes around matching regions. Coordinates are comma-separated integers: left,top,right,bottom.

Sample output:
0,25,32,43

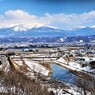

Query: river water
50,64,76,84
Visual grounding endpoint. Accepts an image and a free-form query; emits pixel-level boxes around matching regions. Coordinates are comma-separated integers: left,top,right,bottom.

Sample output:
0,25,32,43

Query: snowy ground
24,59,49,76
56,57,95,74
0,56,10,72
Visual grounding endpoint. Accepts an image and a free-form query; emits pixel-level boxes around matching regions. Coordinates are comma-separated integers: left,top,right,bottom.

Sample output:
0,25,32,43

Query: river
50,64,76,84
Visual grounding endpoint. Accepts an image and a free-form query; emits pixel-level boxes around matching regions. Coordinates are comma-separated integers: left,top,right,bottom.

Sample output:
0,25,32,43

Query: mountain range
0,26,95,43
0,26,95,37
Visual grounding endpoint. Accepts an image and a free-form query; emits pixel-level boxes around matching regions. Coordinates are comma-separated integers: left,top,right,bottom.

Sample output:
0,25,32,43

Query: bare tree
75,75,95,95
48,78,73,95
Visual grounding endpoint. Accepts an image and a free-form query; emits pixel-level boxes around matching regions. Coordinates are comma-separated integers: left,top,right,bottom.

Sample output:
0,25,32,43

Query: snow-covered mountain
0,26,95,37
0,26,64,37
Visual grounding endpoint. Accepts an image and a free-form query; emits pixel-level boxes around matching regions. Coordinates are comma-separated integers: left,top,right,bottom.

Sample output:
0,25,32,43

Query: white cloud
0,10,39,29
5,10,37,20
0,10,95,30
39,11,95,30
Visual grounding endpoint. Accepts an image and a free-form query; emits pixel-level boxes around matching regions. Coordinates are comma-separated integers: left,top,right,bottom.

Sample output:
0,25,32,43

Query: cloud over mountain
0,10,40,30
0,10,95,30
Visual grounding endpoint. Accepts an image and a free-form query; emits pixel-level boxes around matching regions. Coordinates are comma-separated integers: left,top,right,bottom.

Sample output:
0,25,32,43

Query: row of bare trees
0,70,51,95
0,69,95,95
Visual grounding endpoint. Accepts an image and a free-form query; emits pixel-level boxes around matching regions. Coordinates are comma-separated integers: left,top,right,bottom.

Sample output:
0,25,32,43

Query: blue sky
0,0,95,30
1,0,95,15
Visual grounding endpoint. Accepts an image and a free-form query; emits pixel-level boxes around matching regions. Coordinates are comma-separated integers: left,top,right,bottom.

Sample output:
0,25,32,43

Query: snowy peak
12,25,32,32
13,26,27,32
12,24,45,32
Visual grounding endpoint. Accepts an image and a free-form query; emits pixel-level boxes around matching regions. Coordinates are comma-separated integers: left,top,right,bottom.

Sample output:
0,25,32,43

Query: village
0,43,95,95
